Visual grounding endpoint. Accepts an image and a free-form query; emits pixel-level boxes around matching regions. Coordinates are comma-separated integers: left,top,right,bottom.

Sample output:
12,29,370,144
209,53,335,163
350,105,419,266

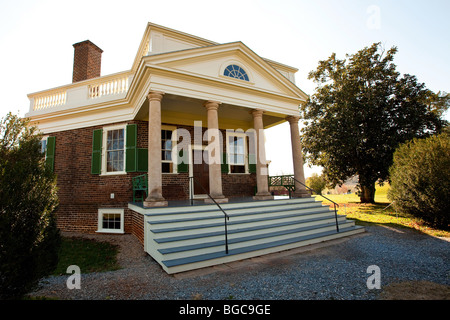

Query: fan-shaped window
224,64,249,81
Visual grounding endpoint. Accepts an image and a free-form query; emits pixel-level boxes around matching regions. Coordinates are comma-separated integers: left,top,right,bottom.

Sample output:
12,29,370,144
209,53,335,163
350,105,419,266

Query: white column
204,101,228,203
144,91,168,207
286,116,309,197
252,109,273,200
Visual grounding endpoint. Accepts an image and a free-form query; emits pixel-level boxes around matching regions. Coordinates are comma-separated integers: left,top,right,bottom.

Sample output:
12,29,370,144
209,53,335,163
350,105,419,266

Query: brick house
26,23,363,273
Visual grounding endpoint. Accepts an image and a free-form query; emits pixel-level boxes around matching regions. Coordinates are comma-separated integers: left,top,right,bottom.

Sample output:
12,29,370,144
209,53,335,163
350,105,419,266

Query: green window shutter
137,148,148,172
248,153,256,173
45,136,56,172
177,149,188,173
125,124,137,172
221,152,229,173
91,129,102,174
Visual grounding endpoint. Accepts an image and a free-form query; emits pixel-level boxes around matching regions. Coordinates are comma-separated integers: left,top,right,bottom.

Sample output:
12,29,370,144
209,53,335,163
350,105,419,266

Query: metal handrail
189,176,230,254
270,175,340,233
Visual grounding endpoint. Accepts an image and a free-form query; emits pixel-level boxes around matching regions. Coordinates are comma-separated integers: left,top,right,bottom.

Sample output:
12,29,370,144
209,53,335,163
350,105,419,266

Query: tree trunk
359,183,376,203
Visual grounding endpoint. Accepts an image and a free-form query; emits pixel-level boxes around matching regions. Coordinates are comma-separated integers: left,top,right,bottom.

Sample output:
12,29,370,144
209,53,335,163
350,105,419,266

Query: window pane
224,65,249,81
162,162,172,173
231,165,245,173
40,140,47,154
102,213,121,230
106,129,124,172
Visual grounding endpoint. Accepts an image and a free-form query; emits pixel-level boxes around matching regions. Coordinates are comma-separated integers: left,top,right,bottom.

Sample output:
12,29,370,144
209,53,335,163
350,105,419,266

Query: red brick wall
49,121,256,236
222,173,257,198
72,40,103,83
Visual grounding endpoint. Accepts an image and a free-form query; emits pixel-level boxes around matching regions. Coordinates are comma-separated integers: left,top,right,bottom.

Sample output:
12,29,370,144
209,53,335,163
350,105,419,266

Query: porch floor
129,195,293,209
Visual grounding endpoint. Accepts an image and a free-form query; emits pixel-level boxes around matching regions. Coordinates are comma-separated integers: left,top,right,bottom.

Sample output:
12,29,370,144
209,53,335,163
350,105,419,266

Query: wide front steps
132,197,364,274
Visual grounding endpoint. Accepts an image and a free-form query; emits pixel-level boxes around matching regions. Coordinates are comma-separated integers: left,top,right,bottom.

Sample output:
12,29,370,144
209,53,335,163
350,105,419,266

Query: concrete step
152,215,347,249
161,226,365,274
158,220,355,260
132,197,365,274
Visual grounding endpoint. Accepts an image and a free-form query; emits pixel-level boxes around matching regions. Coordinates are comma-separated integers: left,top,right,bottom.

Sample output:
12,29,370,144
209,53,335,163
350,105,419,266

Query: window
40,137,48,155
99,125,126,175
224,64,249,81
161,126,177,173
227,133,247,173
161,129,173,173
106,129,125,172
97,209,124,234
40,136,55,173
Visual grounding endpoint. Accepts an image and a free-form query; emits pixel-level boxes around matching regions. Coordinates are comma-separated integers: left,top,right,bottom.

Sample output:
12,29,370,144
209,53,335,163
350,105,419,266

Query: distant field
319,183,390,204
314,183,449,238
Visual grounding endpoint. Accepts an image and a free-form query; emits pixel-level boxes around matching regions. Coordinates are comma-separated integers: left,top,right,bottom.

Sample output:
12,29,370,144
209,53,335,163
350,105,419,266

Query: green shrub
0,113,60,299
388,132,450,229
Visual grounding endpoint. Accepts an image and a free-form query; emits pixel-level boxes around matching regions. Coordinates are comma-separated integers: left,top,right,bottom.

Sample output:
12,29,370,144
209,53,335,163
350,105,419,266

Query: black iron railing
269,175,340,233
189,176,230,254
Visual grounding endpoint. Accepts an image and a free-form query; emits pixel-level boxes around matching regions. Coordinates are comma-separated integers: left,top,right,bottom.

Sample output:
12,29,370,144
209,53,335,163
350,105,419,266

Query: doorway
190,146,209,198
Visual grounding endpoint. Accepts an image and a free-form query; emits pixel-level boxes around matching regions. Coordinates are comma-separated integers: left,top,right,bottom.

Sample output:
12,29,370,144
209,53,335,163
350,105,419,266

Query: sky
1,0,449,178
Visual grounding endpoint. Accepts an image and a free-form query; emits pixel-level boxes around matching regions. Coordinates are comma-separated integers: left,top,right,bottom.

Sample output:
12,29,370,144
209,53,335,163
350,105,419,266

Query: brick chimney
72,40,103,83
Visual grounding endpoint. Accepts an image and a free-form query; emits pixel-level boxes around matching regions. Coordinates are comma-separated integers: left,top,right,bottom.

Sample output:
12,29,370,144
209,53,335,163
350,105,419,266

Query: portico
140,88,308,207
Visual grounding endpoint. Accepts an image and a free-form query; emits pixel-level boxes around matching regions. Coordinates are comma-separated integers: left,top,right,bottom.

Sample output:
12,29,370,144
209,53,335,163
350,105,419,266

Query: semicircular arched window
223,64,249,81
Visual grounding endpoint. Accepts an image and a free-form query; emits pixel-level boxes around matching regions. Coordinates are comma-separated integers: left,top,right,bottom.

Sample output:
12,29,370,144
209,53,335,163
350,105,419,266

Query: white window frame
101,124,127,176
97,208,125,234
161,124,178,174
226,131,248,174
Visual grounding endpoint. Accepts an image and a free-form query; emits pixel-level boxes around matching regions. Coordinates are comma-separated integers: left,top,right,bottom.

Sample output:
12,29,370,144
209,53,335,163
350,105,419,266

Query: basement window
97,209,124,234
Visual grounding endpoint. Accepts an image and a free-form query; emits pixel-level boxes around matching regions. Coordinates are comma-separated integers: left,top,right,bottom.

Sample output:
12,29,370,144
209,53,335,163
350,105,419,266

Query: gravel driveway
29,224,450,300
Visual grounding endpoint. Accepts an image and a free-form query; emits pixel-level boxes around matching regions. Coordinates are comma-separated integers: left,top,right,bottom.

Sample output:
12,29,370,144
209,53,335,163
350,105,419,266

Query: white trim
97,208,125,234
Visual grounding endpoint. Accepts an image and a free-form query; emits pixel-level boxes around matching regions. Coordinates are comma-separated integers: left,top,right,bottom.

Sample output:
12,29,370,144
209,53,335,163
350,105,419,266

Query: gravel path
29,225,450,300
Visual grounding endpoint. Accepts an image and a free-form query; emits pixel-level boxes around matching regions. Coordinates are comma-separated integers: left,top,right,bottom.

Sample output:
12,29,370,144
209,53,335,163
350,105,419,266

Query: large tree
300,43,449,203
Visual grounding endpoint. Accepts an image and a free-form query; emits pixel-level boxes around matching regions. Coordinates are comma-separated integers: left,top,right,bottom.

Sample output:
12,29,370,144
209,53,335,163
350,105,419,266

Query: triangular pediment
143,42,307,100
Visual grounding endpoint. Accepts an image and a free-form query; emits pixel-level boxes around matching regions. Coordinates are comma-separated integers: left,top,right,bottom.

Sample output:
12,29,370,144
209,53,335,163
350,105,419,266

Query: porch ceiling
134,93,287,130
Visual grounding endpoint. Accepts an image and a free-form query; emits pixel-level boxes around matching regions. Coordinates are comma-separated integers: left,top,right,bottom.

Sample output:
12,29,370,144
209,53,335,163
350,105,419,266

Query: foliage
53,237,120,275
387,132,450,230
306,173,327,195
300,42,449,203
0,112,60,299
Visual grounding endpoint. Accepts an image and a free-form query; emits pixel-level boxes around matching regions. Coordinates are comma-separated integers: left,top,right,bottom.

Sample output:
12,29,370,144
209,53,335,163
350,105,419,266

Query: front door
192,149,209,195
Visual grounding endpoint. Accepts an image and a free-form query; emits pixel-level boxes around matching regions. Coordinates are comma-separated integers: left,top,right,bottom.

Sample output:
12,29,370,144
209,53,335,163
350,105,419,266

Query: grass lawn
316,184,450,238
52,237,121,275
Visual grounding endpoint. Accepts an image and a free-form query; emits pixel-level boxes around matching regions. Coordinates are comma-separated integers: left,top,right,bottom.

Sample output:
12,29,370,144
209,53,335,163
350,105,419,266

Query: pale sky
1,0,449,177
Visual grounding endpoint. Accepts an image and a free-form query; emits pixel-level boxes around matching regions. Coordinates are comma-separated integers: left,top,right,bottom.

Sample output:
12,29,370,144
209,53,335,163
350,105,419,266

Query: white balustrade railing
30,74,131,112
88,76,129,99
33,91,67,110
